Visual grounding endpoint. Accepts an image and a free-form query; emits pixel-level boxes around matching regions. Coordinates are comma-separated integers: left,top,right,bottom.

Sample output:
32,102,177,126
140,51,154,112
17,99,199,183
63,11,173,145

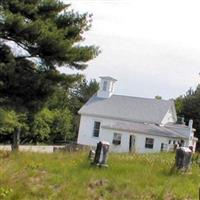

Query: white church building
77,76,198,153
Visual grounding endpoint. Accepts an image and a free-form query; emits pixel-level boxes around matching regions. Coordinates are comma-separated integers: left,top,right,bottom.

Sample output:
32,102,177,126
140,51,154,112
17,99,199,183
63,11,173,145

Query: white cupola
97,76,117,98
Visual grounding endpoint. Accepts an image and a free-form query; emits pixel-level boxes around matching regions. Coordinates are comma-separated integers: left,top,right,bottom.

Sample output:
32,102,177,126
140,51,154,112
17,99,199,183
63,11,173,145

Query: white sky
62,0,200,99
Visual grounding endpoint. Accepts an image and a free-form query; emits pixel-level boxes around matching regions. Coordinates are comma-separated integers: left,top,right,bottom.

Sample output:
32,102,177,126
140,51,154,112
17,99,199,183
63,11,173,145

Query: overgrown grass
0,150,199,200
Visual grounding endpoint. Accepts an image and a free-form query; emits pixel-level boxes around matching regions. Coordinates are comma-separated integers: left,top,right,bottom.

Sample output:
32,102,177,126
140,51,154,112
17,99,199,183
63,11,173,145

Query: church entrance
129,135,135,152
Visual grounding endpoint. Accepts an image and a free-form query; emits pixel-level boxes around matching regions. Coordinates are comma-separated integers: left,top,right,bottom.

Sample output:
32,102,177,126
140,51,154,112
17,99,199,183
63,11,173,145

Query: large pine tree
0,0,98,112
0,0,99,148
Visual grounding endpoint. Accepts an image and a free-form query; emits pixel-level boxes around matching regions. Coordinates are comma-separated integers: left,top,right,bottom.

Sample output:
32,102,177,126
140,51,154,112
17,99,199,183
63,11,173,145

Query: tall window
93,121,101,137
112,133,122,145
145,138,154,149
103,81,107,91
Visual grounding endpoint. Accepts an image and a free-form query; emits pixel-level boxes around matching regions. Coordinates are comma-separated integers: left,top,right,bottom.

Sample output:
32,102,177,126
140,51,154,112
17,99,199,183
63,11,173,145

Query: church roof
164,123,194,138
79,94,175,124
101,121,188,139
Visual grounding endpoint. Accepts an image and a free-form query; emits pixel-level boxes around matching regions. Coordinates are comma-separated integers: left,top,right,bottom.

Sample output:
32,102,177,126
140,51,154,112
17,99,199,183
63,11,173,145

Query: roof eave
79,112,161,125
101,125,187,139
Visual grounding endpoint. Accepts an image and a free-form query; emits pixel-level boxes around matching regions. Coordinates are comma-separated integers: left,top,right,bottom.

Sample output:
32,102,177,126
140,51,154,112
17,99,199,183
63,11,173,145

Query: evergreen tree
0,0,99,148
175,85,200,150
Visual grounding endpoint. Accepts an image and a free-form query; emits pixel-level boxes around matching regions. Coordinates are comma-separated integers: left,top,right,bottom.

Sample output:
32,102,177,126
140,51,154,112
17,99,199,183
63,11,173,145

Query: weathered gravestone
88,149,95,162
175,147,192,171
92,141,110,167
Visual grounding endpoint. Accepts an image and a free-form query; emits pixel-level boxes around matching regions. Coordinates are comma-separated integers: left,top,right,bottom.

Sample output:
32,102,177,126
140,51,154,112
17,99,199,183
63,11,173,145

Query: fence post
11,128,20,151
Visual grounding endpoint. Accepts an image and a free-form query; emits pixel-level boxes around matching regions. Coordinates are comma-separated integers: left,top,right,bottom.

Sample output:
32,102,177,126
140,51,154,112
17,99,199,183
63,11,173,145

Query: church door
129,135,135,152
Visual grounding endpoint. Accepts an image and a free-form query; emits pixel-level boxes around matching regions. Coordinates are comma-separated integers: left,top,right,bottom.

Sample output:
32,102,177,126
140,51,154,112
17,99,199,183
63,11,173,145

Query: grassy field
0,150,199,200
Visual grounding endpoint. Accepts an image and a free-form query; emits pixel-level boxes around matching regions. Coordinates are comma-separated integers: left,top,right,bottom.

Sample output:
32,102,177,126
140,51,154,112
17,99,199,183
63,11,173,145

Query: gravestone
92,141,110,167
175,147,192,170
88,149,95,162
93,141,102,165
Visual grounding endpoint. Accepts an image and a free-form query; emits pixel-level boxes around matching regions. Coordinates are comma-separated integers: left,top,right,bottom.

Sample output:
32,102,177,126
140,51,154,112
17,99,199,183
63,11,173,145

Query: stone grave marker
92,141,110,167
175,147,192,171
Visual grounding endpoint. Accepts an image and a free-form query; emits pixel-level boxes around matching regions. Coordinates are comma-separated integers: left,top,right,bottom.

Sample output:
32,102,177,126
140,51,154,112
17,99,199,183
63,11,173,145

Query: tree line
0,0,99,147
175,84,200,150
0,77,99,144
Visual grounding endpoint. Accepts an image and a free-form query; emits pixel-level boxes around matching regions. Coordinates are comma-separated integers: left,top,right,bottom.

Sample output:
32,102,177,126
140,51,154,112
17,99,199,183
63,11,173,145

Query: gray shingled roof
79,95,174,124
164,123,192,138
101,121,189,139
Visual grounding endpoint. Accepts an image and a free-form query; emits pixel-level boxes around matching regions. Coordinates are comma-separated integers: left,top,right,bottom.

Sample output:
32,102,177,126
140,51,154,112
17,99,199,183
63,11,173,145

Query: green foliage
0,108,27,135
45,77,99,140
0,187,13,199
31,108,54,140
69,78,99,114
175,96,184,115
0,0,99,143
0,0,99,68
0,0,99,113
51,108,72,140
0,109,19,134
68,78,99,137
31,107,72,142
77,79,99,104
175,85,200,148
0,44,63,112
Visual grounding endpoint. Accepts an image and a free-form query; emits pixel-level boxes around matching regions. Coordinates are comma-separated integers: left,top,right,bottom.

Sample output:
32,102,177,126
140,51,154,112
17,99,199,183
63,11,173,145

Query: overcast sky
62,0,200,99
